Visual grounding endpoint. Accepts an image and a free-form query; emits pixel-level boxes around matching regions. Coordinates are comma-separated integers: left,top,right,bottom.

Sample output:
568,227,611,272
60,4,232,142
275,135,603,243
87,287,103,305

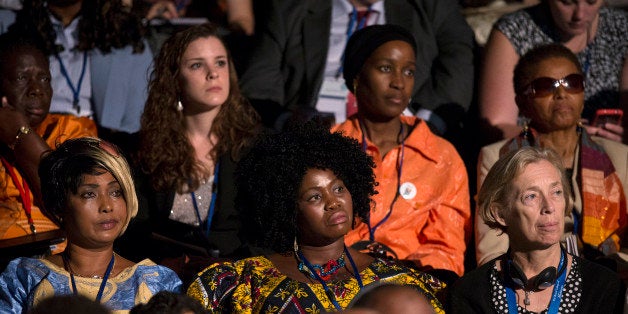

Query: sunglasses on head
522,73,585,98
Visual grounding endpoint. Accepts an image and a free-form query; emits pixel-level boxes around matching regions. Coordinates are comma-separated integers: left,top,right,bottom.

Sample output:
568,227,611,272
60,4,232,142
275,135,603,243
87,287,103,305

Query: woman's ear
490,203,508,228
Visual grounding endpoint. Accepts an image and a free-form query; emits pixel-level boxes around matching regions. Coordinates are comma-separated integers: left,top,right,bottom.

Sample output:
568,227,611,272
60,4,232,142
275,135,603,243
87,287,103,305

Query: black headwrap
342,24,417,93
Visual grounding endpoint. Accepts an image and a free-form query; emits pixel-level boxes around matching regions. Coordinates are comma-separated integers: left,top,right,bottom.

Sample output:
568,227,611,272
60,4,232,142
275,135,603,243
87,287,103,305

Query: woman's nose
325,196,340,211
541,195,555,214
99,197,113,213
390,71,404,90
207,68,218,80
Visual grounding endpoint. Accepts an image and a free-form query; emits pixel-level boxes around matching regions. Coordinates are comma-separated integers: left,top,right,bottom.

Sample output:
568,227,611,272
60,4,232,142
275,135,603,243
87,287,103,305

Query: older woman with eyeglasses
475,43,628,268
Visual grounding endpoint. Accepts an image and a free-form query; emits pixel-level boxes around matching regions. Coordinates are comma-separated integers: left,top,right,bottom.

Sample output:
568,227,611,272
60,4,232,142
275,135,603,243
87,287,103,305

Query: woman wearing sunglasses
475,44,628,268
478,0,628,144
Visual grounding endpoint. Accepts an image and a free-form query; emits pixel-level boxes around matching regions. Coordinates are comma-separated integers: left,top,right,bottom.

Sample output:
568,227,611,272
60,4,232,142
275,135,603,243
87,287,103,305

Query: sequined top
170,175,215,226
0,257,182,314
187,255,445,313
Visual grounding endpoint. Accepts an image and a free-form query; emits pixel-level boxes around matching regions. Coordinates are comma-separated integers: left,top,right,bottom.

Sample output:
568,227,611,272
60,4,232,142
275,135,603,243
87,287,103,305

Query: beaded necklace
295,246,363,311
297,251,346,281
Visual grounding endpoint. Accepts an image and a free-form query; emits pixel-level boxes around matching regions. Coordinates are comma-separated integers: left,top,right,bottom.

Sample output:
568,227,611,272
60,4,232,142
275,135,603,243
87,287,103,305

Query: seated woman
0,32,96,250
478,0,628,143
475,44,628,266
332,24,470,282
187,124,445,312
117,23,260,283
0,138,182,312
449,147,624,313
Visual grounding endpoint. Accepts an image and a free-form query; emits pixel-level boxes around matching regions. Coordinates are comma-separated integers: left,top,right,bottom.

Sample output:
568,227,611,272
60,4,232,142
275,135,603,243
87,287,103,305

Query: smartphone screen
592,109,623,127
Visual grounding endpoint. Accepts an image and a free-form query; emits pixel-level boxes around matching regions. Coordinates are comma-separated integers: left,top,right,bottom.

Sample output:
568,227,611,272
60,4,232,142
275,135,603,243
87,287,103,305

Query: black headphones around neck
504,247,567,291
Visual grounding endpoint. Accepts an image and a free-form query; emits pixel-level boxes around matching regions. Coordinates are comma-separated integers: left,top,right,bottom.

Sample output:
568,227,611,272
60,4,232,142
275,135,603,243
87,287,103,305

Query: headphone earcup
507,260,528,288
533,266,557,290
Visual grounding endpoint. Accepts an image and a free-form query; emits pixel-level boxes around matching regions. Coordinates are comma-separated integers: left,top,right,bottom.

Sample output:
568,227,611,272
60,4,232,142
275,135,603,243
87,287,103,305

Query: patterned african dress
187,256,445,313
0,257,182,314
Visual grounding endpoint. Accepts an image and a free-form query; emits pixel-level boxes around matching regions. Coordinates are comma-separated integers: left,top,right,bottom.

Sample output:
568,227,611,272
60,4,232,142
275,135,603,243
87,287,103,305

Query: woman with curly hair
187,123,445,313
5,0,153,139
117,23,260,282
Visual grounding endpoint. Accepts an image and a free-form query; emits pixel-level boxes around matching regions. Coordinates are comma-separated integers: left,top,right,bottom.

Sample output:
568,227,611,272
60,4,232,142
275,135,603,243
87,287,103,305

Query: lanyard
54,52,87,114
1,156,35,233
335,6,374,78
69,254,115,302
297,246,363,311
505,251,566,314
360,122,405,241
190,162,220,237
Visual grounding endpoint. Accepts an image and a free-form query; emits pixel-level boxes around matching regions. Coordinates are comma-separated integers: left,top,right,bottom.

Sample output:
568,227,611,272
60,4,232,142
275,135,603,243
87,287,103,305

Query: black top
447,253,625,313
116,153,253,263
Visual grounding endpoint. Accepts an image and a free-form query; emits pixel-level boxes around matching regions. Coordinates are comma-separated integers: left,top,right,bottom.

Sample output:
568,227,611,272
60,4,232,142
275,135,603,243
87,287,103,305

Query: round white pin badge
399,182,417,200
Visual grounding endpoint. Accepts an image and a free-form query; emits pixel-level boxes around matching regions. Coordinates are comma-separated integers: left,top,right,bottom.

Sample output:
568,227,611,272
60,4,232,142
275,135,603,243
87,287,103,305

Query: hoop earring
176,100,183,111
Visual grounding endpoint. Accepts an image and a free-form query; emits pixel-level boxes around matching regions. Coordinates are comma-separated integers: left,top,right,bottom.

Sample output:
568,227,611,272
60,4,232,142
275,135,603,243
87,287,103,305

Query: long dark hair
11,0,145,55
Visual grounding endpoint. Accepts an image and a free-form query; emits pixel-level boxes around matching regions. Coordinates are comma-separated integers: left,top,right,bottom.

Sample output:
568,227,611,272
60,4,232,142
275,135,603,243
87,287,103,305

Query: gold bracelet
9,126,32,150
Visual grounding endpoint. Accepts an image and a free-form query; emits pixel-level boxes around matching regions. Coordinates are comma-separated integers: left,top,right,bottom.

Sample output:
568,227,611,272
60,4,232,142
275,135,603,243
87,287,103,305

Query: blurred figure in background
2,0,154,152
131,291,207,314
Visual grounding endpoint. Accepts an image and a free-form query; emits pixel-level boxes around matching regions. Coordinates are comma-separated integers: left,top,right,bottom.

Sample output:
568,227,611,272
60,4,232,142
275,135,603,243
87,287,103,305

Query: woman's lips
26,107,46,116
537,221,559,232
98,219,119,230
328,212,348,225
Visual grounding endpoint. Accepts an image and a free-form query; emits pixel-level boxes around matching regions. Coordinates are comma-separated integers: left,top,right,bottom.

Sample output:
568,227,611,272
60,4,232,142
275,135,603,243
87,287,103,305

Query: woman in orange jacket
332,24,471,284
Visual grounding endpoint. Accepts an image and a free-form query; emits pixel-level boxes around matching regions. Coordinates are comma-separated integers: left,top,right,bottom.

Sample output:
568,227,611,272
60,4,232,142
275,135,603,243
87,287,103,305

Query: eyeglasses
522,73,585,98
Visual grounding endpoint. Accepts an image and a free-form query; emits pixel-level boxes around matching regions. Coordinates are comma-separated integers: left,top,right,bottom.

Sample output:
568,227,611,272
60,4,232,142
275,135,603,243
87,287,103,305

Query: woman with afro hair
187,123,445,313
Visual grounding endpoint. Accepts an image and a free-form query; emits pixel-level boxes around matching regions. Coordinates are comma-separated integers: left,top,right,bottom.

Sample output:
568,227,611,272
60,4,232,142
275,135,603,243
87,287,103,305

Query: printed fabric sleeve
186,262,243,313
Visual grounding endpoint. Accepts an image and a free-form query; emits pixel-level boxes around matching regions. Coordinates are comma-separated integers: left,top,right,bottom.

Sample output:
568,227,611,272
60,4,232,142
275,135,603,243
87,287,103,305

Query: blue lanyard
335,6,373,78
505,251,566,314
298,246,363,311
54,52,87,114
190,162,220,237
572,208,580,237
69,254,115,302
360,121,405,241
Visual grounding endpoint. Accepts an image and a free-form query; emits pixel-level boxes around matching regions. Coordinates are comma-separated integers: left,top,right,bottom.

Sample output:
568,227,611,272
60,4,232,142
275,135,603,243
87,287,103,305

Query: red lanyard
1,156,36,234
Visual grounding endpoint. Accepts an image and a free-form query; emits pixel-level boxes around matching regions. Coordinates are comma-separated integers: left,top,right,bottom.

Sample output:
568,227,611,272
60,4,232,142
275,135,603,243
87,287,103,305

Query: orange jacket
332,116,470,276
0,115,96,241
